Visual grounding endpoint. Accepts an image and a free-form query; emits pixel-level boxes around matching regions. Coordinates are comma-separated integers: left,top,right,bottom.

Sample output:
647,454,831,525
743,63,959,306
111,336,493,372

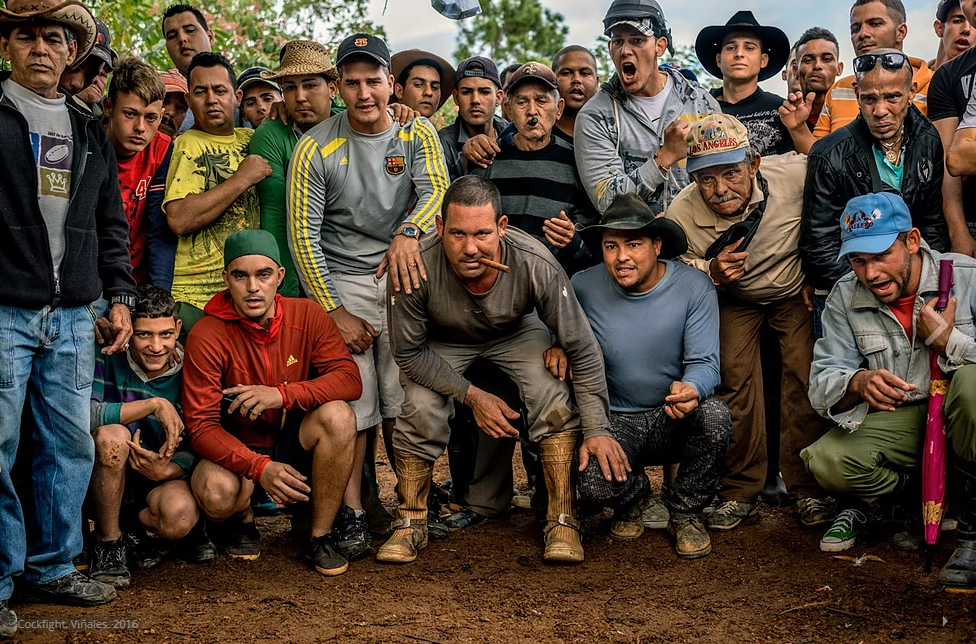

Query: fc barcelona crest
385,155,406,175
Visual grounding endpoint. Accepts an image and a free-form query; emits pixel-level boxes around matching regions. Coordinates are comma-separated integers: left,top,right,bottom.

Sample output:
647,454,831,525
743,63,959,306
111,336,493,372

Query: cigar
528,117,539,126
477,257,510,273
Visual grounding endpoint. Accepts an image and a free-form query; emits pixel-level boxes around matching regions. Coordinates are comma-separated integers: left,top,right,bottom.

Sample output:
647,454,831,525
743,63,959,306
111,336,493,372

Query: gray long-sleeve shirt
286,112,450,311
388,226,612,439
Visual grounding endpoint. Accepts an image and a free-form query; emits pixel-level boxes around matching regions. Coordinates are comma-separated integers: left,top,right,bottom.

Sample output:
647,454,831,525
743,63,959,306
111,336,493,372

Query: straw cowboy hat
0,0,97,65
261,40,338,83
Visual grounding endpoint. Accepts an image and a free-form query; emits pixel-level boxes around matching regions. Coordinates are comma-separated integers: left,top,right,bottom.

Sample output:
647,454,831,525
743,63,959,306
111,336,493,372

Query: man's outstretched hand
579,435,630,483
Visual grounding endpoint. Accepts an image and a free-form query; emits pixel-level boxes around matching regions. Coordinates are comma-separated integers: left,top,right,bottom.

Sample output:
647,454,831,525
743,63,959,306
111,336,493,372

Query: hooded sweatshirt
182,291,362,481
574,68,720,215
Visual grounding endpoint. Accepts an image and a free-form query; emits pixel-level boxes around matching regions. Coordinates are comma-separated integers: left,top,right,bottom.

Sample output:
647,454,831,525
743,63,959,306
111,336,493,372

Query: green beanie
223,229,282,268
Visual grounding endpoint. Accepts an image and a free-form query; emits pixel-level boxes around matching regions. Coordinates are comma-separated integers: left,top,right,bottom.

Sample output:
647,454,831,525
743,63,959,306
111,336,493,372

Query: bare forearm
167,174,253,234
118,398,162,425
788,127,816,156
943,176,969,237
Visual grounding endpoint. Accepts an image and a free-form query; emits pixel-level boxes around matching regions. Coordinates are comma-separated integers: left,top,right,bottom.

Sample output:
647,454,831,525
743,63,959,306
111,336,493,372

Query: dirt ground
8,450,976,644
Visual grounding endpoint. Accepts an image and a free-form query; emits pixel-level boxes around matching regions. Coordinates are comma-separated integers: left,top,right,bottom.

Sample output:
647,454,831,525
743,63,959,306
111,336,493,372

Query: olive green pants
801,364,976,505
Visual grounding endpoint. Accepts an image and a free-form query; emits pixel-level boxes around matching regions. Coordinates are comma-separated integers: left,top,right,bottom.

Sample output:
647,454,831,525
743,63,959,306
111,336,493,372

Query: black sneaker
0,599,16,639
221,520,261,560
178,520,217,564
334,506,372,561
20,571,116,607
89,539,131,589
444,507,491,530
124,529,166,570
308,533,349,577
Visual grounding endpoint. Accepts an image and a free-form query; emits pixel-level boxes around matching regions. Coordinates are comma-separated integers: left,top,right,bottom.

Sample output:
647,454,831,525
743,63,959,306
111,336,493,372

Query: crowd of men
2,0,976,636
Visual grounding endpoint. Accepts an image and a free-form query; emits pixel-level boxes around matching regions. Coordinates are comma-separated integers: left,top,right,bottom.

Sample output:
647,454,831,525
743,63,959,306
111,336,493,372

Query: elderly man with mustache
665,115,834,534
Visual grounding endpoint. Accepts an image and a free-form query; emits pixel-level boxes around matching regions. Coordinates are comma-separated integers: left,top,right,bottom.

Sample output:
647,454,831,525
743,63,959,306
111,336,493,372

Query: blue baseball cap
837,192,913,259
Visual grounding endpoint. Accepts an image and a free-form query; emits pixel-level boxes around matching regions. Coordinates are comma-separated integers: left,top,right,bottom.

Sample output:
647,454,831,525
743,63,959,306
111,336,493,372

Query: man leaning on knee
377,175,625,566
181,230,363,577
568,193,732,558
804,193,976,592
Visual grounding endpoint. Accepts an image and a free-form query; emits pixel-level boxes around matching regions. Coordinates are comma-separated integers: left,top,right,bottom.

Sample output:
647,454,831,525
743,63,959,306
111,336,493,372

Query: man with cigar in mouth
377,175,623,566
472,62,598,275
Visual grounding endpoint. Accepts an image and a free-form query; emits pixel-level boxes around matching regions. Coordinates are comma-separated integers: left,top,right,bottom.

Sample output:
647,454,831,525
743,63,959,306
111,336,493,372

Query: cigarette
477,257,510,273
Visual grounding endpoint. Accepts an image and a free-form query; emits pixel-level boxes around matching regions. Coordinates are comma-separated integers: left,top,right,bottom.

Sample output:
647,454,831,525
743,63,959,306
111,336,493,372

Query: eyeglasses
852,52,910,74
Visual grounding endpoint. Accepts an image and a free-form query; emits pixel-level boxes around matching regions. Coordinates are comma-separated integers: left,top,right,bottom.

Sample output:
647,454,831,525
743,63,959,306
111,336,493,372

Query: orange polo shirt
813,56,933,138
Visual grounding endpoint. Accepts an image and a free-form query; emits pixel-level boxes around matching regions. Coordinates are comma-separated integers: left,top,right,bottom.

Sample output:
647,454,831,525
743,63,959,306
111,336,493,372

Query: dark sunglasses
852,52,910,74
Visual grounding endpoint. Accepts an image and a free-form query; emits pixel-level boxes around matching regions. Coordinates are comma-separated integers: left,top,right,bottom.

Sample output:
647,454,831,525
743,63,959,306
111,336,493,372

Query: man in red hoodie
182,230,363,577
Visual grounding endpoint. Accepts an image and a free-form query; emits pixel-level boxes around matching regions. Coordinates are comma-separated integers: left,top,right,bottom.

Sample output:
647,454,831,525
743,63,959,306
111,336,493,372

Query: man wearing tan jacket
665,114,832,532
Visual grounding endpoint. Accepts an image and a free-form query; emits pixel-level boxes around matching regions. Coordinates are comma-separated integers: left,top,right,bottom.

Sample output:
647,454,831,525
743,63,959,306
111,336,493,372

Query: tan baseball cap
685,114,751,174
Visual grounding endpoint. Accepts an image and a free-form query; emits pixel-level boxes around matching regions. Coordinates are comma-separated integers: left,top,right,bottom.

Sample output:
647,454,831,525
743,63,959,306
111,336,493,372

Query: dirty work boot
668,513,711,559
939,461,976,593
376,451,432,564
540,433,584,564
611,494,649,541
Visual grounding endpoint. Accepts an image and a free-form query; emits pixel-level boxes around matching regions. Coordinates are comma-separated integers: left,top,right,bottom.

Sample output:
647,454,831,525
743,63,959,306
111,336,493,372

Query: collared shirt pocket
855,332,889,371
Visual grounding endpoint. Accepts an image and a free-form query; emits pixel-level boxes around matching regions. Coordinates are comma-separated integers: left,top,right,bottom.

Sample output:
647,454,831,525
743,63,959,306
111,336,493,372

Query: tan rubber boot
539,432,584,563
375,451,432,564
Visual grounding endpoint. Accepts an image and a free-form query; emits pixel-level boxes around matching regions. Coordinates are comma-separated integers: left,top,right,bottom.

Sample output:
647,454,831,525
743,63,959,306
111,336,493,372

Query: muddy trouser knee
578,398,731,513
800,405,926,505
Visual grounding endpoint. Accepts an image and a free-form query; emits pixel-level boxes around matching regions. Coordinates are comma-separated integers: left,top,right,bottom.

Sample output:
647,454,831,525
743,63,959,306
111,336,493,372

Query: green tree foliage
454,0,568,69
87,0,384,70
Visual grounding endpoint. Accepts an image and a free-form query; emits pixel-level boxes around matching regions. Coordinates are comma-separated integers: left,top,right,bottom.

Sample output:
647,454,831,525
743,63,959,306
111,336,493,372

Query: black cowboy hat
694,11,790,82
579,193,688,260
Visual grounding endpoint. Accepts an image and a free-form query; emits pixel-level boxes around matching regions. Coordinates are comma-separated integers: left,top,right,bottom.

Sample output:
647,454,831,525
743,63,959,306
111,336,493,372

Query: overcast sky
365,0,945,94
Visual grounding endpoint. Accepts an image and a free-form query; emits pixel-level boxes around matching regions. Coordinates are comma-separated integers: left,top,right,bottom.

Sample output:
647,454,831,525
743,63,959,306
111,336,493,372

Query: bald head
853,47,913,89
854,47,916,142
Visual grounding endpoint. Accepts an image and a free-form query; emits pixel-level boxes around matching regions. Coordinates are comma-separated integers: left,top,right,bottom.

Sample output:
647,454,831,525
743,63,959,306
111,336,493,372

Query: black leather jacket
0,72,135,309
800,105,948,291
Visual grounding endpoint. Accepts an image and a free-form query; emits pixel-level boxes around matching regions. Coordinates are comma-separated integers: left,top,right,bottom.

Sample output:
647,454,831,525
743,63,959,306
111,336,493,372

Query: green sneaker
820,508,867,552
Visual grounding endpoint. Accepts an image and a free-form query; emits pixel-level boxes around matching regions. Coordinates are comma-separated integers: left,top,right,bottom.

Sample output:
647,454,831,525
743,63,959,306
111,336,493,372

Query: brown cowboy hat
0,0,97,66
390,49,455,110
261,40,339,83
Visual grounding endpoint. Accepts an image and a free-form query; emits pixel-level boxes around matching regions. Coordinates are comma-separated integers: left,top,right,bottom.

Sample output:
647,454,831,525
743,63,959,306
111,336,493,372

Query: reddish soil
8,451,976,644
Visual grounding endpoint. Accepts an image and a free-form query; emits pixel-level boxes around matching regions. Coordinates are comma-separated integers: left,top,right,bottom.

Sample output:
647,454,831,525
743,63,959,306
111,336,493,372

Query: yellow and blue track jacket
286,112,449,312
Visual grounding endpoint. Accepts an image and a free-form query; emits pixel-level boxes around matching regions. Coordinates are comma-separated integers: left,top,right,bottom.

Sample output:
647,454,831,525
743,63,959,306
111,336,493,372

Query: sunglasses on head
852,52,910,74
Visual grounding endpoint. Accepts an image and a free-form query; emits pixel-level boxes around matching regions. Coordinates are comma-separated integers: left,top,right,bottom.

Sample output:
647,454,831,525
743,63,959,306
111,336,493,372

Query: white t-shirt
3,79,73,280
629,73,673,128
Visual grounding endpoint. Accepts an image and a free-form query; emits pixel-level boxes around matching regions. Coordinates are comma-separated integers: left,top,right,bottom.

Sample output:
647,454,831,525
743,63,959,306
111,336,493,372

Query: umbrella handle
937,259,953,312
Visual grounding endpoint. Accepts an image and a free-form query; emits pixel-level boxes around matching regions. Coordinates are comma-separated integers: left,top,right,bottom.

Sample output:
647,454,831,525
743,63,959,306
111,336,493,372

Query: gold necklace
880,127,904,165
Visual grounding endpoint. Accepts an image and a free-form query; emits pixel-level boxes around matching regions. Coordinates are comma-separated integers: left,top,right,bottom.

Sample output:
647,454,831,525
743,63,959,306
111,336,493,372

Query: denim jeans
0,304,96,600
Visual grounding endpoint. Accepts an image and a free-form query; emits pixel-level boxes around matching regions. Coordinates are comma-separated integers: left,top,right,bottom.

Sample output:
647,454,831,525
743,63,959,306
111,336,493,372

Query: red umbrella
923,259,953,570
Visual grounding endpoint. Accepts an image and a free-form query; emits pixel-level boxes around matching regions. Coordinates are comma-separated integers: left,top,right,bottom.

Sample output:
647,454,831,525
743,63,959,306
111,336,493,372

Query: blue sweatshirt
571,260,720,413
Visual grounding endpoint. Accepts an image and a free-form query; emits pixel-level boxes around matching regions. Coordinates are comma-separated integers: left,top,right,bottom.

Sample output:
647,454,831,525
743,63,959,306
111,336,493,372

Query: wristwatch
110,294,137,310
397,224,421,239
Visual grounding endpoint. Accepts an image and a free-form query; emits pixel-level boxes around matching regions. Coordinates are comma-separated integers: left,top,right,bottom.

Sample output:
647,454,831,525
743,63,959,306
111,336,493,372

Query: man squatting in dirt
376,175,628,565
